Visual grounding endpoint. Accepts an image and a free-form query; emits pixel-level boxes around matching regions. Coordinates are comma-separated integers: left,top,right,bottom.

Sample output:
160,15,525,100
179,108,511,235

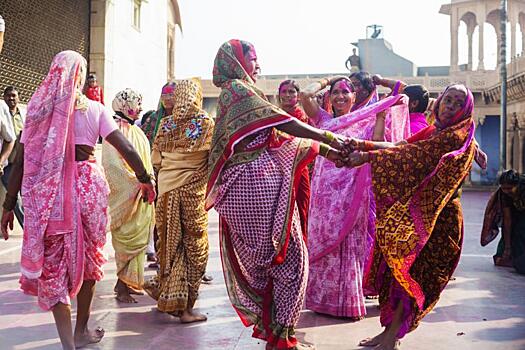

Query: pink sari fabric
19,51,108,309
409,112,429,135
306,95,411,317
20,161,109,310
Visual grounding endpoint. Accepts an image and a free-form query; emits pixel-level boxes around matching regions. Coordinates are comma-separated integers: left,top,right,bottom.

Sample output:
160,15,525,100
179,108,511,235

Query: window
132,0,141,30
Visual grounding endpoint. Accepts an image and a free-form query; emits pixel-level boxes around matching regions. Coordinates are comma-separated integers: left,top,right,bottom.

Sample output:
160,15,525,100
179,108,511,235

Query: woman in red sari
277,80,310,240
207,39,347,350
345,84,476,350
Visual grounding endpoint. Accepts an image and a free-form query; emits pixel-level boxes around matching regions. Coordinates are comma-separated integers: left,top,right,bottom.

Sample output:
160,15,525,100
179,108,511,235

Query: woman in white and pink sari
1,51,155,350
300,77,411,319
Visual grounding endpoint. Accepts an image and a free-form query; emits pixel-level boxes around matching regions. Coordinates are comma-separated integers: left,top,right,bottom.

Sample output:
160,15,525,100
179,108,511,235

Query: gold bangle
319,143,330,157
323,130,336,144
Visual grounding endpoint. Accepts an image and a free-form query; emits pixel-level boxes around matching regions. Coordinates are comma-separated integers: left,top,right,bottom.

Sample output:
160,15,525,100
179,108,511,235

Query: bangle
363,141,375,151
319,143,330,157
3,193,17,212
323,130,336,144
136,171,152,184
359,152,370,164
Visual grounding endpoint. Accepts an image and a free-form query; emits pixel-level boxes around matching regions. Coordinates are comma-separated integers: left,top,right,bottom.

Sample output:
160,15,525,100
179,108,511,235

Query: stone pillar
467,26,475,70
511,18,517,59
478,21,485,70
451,8,459,71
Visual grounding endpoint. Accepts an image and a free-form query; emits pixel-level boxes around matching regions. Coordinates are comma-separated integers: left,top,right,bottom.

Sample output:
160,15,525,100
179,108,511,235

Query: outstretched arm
105,130,156,203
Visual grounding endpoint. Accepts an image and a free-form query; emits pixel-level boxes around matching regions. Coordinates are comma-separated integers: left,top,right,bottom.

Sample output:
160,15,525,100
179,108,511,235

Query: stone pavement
0,191,524,350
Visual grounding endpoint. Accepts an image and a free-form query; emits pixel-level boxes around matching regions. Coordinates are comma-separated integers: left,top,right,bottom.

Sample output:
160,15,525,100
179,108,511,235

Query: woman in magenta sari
300,77,410,319
346,84,476,350
1,51,156,350
207,39,347,350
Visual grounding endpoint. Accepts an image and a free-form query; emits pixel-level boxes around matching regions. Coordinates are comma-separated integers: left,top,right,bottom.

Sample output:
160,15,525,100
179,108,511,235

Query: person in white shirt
0,15,5,54
0,101,15,173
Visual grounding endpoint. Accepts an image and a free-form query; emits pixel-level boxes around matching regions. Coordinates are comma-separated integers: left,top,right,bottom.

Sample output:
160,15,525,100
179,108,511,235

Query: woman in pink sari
1,51,155,350
208,39,348,350
300,76,410,319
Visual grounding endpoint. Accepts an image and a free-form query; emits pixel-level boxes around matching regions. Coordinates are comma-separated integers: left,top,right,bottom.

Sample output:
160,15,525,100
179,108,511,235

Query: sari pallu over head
20,51,86,296
154,78,214,154
141,82,177,144
365,84,476,310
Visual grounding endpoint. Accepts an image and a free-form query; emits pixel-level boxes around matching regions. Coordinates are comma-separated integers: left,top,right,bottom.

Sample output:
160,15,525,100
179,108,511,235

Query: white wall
102,0,169,111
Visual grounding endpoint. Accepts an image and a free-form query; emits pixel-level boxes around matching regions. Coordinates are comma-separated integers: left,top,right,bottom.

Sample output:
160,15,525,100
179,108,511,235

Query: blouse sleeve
99,105,119,138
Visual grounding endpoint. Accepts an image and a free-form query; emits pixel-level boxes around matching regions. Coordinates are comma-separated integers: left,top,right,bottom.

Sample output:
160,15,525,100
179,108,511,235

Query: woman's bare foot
359,331,385,347
293,342,316,350
180,308,207,323
127,286,145,295
115,279,137,303
74,327,105,348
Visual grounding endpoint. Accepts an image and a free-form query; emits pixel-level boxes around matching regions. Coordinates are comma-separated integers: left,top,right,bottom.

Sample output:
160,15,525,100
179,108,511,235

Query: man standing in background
85,74,105,105
2,86,24,227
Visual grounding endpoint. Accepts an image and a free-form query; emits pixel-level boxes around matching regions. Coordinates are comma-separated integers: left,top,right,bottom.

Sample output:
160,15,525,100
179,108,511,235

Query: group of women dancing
0,37,489,350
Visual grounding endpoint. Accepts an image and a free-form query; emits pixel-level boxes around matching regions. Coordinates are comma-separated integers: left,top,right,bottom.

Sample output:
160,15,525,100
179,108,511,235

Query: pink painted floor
0,191,524,350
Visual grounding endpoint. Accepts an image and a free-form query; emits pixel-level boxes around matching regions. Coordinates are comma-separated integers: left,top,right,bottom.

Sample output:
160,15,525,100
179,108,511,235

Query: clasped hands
324,135,368,168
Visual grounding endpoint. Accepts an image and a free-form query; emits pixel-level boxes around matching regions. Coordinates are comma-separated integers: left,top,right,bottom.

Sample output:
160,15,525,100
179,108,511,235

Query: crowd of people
0,37,522,350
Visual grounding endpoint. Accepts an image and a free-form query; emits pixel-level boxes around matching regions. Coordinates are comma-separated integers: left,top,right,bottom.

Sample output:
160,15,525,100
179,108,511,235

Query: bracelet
363,141,375,151
136,171,152,184
319,143,330,157
323,130,336,144
3,193,17,212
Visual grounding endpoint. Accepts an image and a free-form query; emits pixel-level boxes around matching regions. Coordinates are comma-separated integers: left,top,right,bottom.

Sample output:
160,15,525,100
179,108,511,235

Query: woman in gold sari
144,78,214,323
102,88,155,303
346,84,476,350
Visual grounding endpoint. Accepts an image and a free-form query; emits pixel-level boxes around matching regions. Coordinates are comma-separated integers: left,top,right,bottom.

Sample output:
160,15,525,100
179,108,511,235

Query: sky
174,0,507,78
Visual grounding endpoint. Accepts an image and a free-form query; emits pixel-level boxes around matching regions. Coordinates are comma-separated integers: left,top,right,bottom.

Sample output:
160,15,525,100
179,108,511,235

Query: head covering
140,82,176,144
154,78,214,153
433,84,473,129
112,88,143,122
20,50,87,294
212,39,255,87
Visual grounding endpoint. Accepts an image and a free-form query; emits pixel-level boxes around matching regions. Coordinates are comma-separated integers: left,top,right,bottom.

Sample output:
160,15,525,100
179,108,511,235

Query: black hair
404,84,430,113
87,74,97,80
278,80,300,94
499,169,521,185
3,85,17,96
349,71,375,94
141,110,156,125
329,77,354,94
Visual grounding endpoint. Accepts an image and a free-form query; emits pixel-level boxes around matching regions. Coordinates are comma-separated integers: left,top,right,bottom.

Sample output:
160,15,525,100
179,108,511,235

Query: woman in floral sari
300,77,410,319
144,78,214,323
102,88,155,303
207,39,347,350
1,51,155,350
346,84,476,350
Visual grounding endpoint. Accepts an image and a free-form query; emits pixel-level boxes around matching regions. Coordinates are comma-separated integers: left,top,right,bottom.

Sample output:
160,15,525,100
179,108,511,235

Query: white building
90,0,182,110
